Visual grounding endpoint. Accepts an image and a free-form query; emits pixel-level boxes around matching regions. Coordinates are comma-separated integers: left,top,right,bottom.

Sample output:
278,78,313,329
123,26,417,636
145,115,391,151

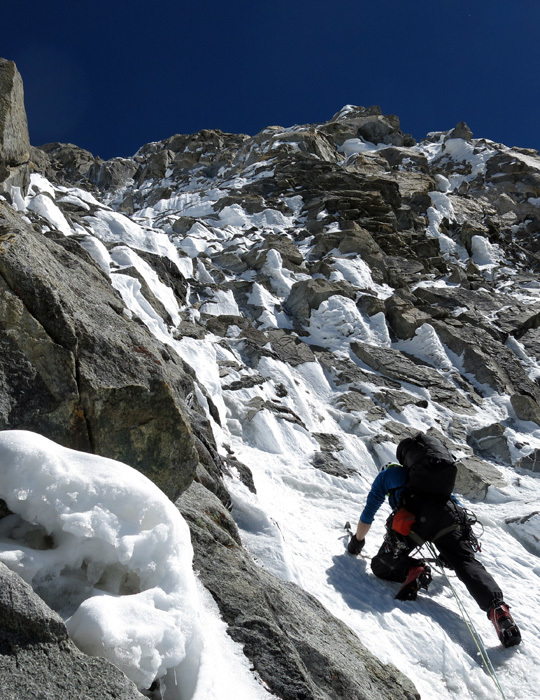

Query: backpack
396,432,457,513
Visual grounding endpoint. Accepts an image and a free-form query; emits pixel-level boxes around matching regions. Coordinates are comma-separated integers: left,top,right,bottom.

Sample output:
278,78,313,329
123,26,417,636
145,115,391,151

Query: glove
347,534,365,555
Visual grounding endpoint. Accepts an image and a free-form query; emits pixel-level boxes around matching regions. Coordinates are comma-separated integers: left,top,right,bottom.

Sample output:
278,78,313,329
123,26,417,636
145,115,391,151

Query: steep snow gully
2,98,540,699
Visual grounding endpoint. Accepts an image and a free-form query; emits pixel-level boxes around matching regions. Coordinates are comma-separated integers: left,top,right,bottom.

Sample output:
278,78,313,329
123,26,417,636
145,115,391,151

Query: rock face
178,482,419,700
0,202,198,500
0,563,144,700
0,59,31,194
0,59,30,166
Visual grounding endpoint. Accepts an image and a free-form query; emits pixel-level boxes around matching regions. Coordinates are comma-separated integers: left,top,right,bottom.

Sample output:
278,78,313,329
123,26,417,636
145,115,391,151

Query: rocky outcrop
0,202,198,500
0,59,30,166
0,563,144,700
320,105,416,148
350,342,474,414
177,482,419,700
0,59,31,194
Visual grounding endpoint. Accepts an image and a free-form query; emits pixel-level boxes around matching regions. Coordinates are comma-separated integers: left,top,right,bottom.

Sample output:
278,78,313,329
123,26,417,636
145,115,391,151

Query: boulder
177,482,419,700
515,450,540,473
0,563,144,700
311,451,356,478
266,328,316,366
467,423,512,465
455,456,505,499
384,296,432,340
333,390,386,419
511,393,540,426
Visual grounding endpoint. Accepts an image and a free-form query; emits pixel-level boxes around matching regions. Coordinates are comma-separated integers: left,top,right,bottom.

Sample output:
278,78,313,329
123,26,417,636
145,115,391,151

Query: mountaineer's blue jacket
360,465,461,524
360,466,407,524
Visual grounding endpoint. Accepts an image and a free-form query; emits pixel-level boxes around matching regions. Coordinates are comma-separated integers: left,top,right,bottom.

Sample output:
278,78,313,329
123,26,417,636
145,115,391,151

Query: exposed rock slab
350,342,474,414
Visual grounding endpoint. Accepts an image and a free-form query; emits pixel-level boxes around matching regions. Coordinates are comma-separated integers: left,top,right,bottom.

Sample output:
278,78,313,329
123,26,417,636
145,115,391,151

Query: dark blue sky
5,1,539,160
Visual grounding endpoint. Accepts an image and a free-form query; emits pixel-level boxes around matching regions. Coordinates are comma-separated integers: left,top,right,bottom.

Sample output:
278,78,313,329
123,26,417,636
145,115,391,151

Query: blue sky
4,1,539,159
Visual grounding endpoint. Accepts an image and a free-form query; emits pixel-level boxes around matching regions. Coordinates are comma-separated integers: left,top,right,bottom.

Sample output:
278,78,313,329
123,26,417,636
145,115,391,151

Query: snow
0,431,274,700
165,280,540,700
471,234,505,269
78,235,114,274
307,296,391,354
110,245,181,325
27,193,73,236
330,255,392,297
339,137,386,157
260,248,294,296
426,190,469,262
28,173,56,198
200,289,240,316
394,323,454,371
87,209,181,263
111,273,172,339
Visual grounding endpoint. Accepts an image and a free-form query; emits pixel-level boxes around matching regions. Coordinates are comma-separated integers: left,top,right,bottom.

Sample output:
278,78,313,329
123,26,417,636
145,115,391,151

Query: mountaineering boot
395,564,432,601
488,603,521,648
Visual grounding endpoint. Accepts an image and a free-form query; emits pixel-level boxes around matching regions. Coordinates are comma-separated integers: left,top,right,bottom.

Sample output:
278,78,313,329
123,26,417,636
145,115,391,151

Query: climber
347,432,521,648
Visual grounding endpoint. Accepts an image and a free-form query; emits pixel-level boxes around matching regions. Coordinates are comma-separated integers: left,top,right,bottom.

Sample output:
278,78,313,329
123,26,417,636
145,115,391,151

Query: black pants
371,501,503,611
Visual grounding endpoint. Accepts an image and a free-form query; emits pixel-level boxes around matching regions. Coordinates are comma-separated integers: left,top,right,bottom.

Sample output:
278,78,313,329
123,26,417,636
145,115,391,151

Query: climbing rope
424,542,508,700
